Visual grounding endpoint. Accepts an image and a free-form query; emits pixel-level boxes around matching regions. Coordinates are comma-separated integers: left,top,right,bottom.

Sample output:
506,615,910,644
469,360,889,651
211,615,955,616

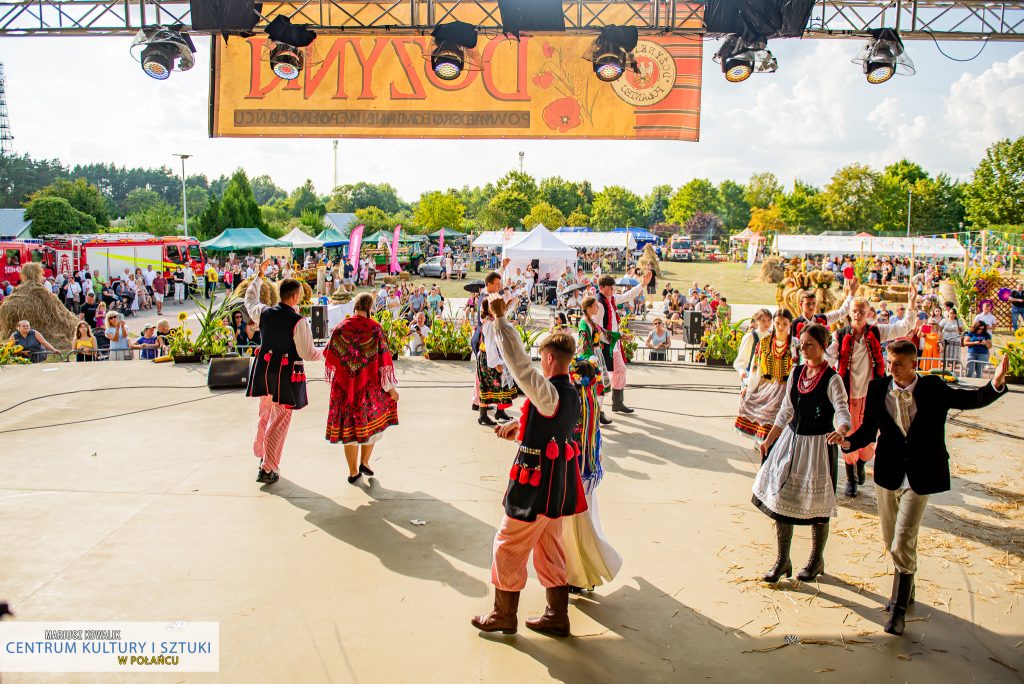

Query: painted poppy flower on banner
532,72,554,88
543,97,581,133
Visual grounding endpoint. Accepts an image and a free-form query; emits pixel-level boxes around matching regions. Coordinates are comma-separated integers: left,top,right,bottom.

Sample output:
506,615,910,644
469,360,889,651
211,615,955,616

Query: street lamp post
174,153,191,238
905,189,913,237
518,151,524,173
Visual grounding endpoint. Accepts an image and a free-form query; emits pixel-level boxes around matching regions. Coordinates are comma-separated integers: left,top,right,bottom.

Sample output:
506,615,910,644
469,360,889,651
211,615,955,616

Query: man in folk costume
594,270,653,418
792,279,857,353
841,342,1008,636
245,259,322,484
826,293,918,497
472,294,586,638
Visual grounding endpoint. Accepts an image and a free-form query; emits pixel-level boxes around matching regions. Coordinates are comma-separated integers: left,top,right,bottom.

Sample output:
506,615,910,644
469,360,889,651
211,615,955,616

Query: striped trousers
490,515,566,592
253,395,294,473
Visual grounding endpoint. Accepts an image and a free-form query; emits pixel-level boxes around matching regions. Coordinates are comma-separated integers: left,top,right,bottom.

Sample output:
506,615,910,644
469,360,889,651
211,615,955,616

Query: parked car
417,256,467,278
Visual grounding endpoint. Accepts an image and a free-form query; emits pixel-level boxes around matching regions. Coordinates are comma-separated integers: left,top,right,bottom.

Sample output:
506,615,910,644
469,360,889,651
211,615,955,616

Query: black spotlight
131,28,197,81
588,26,638,82
853,28,914,84
265,15,316,81
430,21,477,81
713,34,776,83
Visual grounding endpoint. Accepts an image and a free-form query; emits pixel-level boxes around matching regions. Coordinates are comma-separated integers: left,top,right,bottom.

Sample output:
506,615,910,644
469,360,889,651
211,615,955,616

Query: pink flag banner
438,228,445,258
389,224,402,274
349,224,365,272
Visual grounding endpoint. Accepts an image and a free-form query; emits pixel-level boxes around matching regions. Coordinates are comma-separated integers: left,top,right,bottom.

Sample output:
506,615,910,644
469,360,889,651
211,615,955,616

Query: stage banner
210,34,701,141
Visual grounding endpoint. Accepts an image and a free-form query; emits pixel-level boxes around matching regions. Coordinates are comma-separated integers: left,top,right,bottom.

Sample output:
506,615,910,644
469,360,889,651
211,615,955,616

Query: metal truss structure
0,0,1021,40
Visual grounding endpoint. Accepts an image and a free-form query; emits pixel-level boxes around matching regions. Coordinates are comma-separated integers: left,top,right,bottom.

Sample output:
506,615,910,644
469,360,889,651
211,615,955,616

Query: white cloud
943,51,1024,155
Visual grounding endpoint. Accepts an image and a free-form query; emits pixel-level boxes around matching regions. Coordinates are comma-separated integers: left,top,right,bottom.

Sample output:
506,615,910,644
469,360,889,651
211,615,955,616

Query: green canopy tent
316,226,349,245
201,228,289,251
363,229,428,244
427,228,469,243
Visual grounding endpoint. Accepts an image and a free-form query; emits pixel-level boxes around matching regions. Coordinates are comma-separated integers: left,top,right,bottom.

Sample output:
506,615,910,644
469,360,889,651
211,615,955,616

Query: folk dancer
594,270,654,416
735,309,799,447
792,279,857,356
842,342,1008,635
733,308,773,389
562,358,622,593
472,295,586,638
245,259,323,484
577,296,614,421
753,324,851,583
477,283,519,425
324,293,400,484
827,294,918,497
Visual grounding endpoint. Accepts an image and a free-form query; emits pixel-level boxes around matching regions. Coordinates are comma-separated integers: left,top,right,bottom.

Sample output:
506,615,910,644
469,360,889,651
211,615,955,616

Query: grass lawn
375,261,778,305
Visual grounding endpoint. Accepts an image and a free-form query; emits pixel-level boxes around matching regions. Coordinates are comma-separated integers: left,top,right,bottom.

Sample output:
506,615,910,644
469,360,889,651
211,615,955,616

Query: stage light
130,28,197,81
587,26,638,83
264,15,317,81
853,29,914,84
713,34,777,83
430,22,478,81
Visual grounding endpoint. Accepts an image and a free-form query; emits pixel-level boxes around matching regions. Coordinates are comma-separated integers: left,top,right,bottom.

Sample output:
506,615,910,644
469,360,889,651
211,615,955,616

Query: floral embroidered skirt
735,377,788,443
325,382,398,445
477,348,518,406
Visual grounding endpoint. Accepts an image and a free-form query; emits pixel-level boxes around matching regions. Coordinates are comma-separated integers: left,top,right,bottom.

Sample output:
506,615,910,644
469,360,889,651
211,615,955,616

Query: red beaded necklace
797,363,827,394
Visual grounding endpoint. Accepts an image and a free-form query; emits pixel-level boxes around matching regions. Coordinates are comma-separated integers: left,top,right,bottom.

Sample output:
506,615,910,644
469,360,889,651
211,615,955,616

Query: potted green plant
424,316,472,361
995,330,1024,385
168,312,201,363
515,323,544,356
373,309,412,359
702,319,746,367
0,339,31,366
619,315,638,362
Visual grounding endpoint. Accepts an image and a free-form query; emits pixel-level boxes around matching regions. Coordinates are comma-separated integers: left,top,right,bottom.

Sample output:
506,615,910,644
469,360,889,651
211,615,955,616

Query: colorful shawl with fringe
324,315,397,405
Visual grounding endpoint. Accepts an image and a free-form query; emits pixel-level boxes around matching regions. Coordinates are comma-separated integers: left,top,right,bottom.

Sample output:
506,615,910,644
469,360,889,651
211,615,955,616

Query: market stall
503,225,577,277
773,234,966,259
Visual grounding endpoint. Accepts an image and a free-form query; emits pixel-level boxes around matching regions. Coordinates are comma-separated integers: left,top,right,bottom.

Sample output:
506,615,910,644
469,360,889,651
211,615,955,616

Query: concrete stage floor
1,359,1022,683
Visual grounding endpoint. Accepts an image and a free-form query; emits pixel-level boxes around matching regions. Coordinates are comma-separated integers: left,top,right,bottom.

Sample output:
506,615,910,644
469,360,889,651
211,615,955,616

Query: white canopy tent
471,229,634,251
503,225,577,277
774,234,966,259
280,228,324,249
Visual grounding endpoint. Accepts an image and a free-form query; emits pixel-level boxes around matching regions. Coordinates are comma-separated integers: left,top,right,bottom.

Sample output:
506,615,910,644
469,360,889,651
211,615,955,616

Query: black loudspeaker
207,357,251,389
683,311,703,345
311,305,327,340
530,258,540,270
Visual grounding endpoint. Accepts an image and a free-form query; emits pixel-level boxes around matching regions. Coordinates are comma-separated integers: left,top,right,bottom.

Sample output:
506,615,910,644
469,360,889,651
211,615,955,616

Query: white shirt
244,276,323,362
826,313,917,398
973,312,997,330
594,283,645,333
143,269,157,286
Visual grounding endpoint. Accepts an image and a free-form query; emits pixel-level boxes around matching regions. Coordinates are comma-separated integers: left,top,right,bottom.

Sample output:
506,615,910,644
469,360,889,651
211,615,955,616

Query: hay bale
383,276,399,285
0,263,79,350
231,277,279,306
399,271,411,282
759,256,785,284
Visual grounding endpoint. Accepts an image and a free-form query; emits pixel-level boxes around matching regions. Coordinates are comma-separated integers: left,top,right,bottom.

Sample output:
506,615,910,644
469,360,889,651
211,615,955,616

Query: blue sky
3,35,1022,201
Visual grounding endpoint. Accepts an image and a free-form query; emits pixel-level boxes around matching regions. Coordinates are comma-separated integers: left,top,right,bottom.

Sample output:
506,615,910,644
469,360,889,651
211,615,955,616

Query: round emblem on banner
611,41,676,107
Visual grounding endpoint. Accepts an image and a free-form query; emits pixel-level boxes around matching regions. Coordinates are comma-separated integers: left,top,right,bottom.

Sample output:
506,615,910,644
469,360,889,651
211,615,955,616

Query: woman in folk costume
324,293,400,485
826,294,918,497
577,296,614,419
735,309,799,447
477,294,519,425
562,358,622,593
733,308,773,387
753,324,852,583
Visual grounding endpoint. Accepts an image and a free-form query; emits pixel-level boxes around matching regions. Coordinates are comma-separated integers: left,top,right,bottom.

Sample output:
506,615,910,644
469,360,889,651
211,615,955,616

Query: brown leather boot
525,586,571,637
471,589,519,634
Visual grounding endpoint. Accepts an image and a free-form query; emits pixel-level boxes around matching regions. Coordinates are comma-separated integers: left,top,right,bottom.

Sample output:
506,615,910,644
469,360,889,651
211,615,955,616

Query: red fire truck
42,234,207,282
1,240,53,286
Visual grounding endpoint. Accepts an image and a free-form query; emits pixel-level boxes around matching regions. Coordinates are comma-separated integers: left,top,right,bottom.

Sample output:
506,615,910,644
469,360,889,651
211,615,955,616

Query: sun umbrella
464,280,485,294
561,282,588,295
616,277,639,287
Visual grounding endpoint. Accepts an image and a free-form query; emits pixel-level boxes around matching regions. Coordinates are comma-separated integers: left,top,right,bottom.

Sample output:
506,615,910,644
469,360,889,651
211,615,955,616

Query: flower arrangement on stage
949,265,1001,321
702,319,746,365
0,339,31,366
192,294,241,359
424,316,472,360
993,328,1024,382
619,315,638,362
372,309,412,358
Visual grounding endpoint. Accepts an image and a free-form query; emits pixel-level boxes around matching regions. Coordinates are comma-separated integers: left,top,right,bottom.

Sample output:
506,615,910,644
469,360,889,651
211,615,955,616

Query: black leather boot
478,406,497,426
494,408,512,422
611,389,634,414
885,572,914,635
763,522,793,583
797,522,828,581
856,460,867,485
844,463,858,497
599,411,613,425
885,573,915,611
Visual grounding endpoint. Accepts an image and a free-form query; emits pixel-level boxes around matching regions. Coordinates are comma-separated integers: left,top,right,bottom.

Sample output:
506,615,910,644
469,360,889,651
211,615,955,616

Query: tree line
1,136,1020,241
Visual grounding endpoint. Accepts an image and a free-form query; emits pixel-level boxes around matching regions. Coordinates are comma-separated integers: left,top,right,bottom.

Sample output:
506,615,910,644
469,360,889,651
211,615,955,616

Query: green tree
537,177,592,217
218,170,267,230
820,164,881,233
485,190,532,229
29,178,109,226
414,191,465,232
566,209,590,227
184,186,209,219
591,186,644,231
964,137,1024,227
495,171,537,199
644,184,673,227
522,201,566,229
121,187,163,216
717,180,751,231
251,175,287,205
24,195,98,234
448,183,496,219
354,206,393,233
197,197,221,241
0,153,66,208
748,206,789,235
776,180,826,233
287,179,325,217
666,179,719,225
260,203,290,237
744,172,784,210
327,182,405,214
127,201,180,236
